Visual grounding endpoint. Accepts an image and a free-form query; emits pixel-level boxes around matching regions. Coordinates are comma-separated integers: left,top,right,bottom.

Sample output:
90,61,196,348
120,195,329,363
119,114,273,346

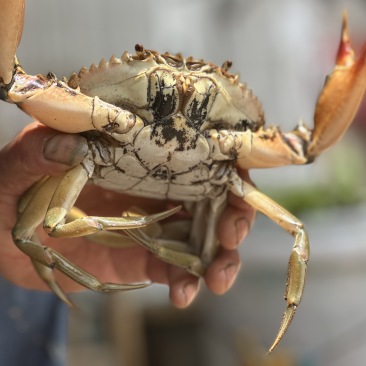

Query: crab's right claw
0,0,25,87
307,11,366,159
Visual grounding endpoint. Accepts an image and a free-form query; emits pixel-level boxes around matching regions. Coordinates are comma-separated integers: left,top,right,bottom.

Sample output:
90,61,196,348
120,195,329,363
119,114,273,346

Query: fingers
0,121,88,200
168,266,200,308
145,252,199,308
205,247,240,294
217,169,256,250
216,202,254,250
212,168,254,293
146,253,170,286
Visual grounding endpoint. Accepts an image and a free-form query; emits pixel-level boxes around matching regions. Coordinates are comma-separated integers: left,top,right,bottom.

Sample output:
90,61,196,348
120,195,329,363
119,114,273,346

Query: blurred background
1,0,366,365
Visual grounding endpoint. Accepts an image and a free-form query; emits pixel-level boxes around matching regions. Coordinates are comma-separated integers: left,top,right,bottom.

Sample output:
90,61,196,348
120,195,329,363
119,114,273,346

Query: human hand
0,121,255,307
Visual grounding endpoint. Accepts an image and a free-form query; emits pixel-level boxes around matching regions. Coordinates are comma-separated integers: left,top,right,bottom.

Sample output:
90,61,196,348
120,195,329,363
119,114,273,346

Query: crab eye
182,78,217,129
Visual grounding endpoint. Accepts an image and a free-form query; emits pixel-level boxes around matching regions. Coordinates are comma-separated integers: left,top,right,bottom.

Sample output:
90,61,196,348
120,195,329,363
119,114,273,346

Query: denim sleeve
0,275,68,366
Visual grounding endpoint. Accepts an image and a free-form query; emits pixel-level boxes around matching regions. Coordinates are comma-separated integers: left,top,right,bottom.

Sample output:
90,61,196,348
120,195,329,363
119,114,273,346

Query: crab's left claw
307,11,366,159
0,0,25,87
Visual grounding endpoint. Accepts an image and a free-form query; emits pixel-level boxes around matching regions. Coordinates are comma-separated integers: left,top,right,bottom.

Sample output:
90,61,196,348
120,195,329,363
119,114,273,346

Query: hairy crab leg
65,207,138,248
13,159,179,302
16,175,74,305
230,180,309,354
125,229,206,277
188,199,209,254
121,208,192,253
122,206,163,238
67,207,191,251
123,194,227,275
43,156,180,238
17,176,50,214
30,234,74,307
200,193,228,265
12,175,149,301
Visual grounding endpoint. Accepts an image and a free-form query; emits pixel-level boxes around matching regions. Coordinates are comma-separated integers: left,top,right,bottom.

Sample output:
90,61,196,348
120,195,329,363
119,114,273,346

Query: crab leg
123,194,227,275
200,193,228,266
42,158,180,238
230,181,309,354
16,175,74,305
66,207,138,248
125,229,206,277
13,160,179,302
12,175,149,299
30,233,74,307
67,207,191,251
188,199,209,254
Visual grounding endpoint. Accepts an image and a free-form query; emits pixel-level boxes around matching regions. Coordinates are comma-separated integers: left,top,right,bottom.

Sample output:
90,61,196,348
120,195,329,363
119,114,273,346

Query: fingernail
223,263,238,290
43,134,88,166
183,282,197,306
235,218,249,245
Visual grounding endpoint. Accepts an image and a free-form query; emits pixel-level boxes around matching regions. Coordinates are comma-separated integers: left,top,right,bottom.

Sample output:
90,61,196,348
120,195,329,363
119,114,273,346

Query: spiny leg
237,181,309,354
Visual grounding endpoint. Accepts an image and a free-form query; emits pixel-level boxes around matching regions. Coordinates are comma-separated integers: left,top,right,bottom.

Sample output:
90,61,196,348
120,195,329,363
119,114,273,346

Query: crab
1,0,366,354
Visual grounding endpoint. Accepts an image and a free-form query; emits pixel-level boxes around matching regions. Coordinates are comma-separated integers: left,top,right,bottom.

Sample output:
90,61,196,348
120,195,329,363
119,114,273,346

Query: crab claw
307,11,366,158
0,0,25,86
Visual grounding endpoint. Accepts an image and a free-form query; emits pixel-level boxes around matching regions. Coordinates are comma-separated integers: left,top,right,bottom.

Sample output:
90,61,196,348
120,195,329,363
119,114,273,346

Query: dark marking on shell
152,117,187,151
259,133,276,142
151,167,169,180
186,90,211,128
234,119,250,131
149,71,181,121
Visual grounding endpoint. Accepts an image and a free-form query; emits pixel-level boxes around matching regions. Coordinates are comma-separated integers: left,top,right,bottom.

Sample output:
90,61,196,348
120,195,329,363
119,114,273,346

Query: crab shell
64,49,267,201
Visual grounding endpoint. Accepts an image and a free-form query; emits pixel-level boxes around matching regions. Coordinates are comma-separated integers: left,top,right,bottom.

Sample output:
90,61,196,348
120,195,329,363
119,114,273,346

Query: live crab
1,1,366,354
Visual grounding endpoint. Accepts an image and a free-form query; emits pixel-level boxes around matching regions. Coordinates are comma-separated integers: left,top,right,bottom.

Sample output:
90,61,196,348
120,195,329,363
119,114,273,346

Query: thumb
0,121,88,201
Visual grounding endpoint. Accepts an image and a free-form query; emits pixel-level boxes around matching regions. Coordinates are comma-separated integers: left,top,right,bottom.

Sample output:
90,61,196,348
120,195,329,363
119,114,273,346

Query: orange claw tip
336,10,355,66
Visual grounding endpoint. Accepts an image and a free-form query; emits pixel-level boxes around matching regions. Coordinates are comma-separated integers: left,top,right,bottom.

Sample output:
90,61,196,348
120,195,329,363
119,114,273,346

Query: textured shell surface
68,50,264,201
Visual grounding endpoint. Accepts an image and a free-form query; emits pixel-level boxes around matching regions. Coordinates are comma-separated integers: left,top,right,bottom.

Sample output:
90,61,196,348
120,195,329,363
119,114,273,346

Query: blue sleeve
0,275,68,366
